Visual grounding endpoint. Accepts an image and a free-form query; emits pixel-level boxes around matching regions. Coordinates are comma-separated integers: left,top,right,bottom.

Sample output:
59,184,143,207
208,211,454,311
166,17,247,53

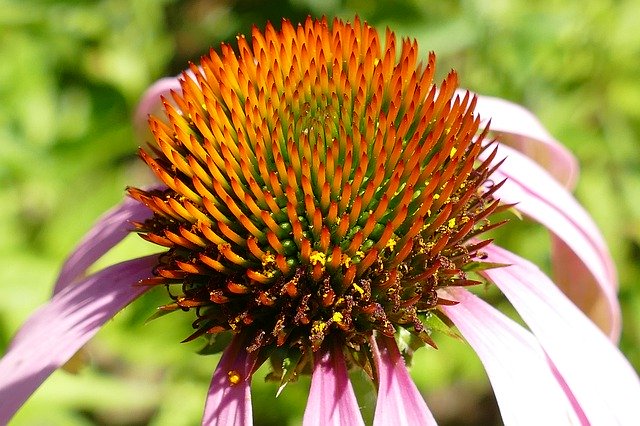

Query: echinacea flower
1,16,639,425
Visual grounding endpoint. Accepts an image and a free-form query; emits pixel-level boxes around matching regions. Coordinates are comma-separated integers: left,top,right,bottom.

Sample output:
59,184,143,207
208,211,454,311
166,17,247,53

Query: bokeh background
2,0,639,424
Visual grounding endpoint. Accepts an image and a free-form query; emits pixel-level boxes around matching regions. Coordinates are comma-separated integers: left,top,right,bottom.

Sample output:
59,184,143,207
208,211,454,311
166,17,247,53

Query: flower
1,16,638,425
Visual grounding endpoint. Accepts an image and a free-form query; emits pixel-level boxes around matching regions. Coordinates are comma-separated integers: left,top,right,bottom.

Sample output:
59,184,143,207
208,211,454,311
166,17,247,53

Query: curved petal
202,335,256,426
0,255,156,424
486,143,620,339
482,245,640,425
370,335,437,426
303,341,364,426
546,357,589,424
134,70,200,144
54,197,153,294
439,287,580,425
461,90,578,189
134,76,183,143
549,234,614,341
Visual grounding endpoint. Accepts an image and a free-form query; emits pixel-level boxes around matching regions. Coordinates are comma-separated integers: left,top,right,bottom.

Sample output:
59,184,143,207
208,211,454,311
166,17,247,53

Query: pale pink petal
461,90,578,189
486,143,620,339
0,255,156,424
202,335,256,426
134,71,200,143
53,197,153,294
482,245,640,424
134,76,182,142
549,235,614,341
440,287,580,425
303,342,364,426
370,335,437,426
546,357,589,424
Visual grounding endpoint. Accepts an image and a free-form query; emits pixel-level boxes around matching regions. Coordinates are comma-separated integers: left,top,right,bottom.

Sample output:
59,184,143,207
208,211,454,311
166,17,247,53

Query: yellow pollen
262,253,276,266
433,194,440,200
332,312,344,323
449,147,457,157
353,283,364,296
385,238,397,251
448,218,456,228
312,321,327,333
310,251,326,266
227,370,241,386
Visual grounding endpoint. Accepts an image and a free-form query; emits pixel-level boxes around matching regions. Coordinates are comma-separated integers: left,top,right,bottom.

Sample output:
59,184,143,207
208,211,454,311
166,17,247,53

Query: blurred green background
1,0,639,424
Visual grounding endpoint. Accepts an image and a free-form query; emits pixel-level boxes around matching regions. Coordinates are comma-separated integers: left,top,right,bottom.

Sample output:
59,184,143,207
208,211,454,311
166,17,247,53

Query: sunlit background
2,0,639,424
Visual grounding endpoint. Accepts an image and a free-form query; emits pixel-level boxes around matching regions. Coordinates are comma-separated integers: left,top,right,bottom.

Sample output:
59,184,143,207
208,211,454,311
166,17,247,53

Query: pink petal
487,142,620,339
440,287,580,425
202,335,256,426
303,341,365,426
463,91,579,189
134,76,182,142
482,245,640,424
546,357,589,424
134,70,199,143
370,335,437,426
53,197,153,294
549,234,614,341
0,255,156,424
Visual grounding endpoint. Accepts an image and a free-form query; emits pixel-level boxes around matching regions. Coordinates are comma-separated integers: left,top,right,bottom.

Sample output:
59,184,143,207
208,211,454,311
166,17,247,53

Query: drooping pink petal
303,341,365,426
0,255,157,424
482,245,640,424
440,287,580,425
549,234,614,341
134,70,200,143
486,142,620,339
463,91,579,189
53,197,154,294
370,335,437,426
202,334,256,426
546,356,589,424
134,76,183,142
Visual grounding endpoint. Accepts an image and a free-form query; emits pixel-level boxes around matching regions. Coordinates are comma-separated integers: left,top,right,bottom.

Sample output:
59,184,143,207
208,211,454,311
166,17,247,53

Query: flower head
127,16,501,369
1,16,638,425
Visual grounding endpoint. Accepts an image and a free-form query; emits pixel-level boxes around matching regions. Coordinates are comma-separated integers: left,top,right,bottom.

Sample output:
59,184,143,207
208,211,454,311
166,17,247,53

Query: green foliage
2,0,639,424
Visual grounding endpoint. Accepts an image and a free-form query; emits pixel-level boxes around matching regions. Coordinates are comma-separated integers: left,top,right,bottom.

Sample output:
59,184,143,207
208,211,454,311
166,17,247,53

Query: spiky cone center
129,17,503,372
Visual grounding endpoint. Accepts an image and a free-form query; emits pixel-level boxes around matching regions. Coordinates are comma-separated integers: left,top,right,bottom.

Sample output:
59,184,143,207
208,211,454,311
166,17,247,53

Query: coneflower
1,17,638,425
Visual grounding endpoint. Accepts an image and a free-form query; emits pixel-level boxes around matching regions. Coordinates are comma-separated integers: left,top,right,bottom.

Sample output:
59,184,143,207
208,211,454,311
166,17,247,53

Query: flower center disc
129,17,501,364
